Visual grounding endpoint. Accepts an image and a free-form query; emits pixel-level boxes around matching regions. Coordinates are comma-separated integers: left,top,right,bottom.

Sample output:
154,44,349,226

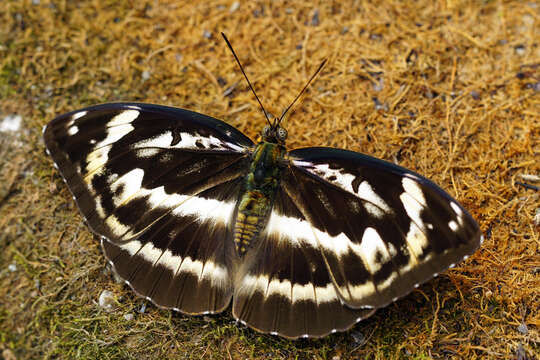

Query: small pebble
139,302,147,313
141,70,151,81
534,208,540,226
350,330,366,345
8,263,17,272
203,30,212,39
229,2,240,12
2,349,16,360
311,9,320,26
517,323,528,335
111,270,124,284
519,174,540,182
514,44,526,56
0,115,22,132
98,290,115,311
123,313,134,321
372,78,384,92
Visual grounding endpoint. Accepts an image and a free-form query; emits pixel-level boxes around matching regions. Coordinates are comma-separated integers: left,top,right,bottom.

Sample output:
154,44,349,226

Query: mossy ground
0,1,538,359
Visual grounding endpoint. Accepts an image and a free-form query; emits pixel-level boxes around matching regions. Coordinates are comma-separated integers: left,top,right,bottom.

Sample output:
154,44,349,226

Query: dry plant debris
0,0,538,359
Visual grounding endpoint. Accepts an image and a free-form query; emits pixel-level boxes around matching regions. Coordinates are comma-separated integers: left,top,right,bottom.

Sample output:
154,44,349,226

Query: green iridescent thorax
233,141,286,257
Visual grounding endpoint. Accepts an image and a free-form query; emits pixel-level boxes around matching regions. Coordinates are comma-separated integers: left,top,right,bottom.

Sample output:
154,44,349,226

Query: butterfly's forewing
281,147,482,310
232,187,374,339
44,103,253,314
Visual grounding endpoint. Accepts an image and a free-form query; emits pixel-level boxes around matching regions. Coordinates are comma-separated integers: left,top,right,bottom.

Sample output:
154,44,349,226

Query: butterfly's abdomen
233,142,286,257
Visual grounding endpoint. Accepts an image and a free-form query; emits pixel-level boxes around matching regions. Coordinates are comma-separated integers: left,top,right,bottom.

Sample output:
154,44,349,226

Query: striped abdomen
233,141,286,257
233,190,272,256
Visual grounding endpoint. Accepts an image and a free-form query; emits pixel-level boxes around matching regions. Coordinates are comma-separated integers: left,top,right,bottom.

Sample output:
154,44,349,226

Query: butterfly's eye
262,125,272,139
276,127,288,141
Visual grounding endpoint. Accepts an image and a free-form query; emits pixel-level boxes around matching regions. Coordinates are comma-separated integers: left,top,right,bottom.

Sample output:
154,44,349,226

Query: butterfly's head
262,123,288,144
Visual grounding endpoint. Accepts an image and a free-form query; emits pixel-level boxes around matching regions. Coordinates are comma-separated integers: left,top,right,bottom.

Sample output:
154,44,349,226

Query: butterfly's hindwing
232,187,374,339
101,178,244,314
285,147,482,309
44,103,253,314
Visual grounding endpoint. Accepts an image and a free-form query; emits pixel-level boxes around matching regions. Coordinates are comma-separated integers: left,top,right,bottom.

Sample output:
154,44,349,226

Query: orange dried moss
0,1,538,359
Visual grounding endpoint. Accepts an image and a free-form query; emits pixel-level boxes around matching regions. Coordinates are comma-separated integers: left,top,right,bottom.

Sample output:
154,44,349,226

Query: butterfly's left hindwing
281,147,482,310
44,103,253,314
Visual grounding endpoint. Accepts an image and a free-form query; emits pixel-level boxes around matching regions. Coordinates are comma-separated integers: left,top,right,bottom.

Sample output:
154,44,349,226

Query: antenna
221,33,272,127
278,58,327,124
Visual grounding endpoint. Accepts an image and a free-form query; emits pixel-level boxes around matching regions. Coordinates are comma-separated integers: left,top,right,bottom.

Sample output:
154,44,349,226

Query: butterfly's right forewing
284,147,482,310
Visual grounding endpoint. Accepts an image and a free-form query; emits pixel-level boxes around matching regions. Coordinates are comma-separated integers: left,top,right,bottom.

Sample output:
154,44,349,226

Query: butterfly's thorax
233,141,286,257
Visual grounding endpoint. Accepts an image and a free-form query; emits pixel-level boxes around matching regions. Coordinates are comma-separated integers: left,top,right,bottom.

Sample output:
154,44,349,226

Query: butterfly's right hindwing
232,187,374,339
44,103,253,314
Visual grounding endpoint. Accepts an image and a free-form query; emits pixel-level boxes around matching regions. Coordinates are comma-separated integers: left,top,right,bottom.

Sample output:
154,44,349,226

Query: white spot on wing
450,201,465,226
83,111,137,177
105,214,133,237
358,227,391,273
239,275,339,304
400,222,428,272
67,125,79,135
72,110,88,121
135,147,161,158
110,168,145,207
108,109,140,127
133,132,172,148
358,181,392,216
291,160,312,167
372,271,398,291
265,209,398,293
448,220,459,232
310,163,356,192
344,280,376,299
100,188,236,240
94,196,106,218
84,145,113,182
170,195,235,226
264,211,351,256
405,222,428,256
99,123,134,146
402,177,426,206
133,130,245,152
292,161,392,216
400,192,425,231
450,202,463,217
118,239,228,285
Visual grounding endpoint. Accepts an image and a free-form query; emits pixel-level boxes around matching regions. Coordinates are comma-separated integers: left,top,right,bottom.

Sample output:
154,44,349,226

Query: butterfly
43,34,482,339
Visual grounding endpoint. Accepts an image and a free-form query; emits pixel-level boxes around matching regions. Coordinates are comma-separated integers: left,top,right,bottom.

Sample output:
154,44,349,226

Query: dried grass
0,0,538,359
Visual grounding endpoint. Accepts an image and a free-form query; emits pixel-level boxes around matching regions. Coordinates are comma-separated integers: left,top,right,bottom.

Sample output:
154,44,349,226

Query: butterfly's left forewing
44,103,254,314
280,147,482,310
